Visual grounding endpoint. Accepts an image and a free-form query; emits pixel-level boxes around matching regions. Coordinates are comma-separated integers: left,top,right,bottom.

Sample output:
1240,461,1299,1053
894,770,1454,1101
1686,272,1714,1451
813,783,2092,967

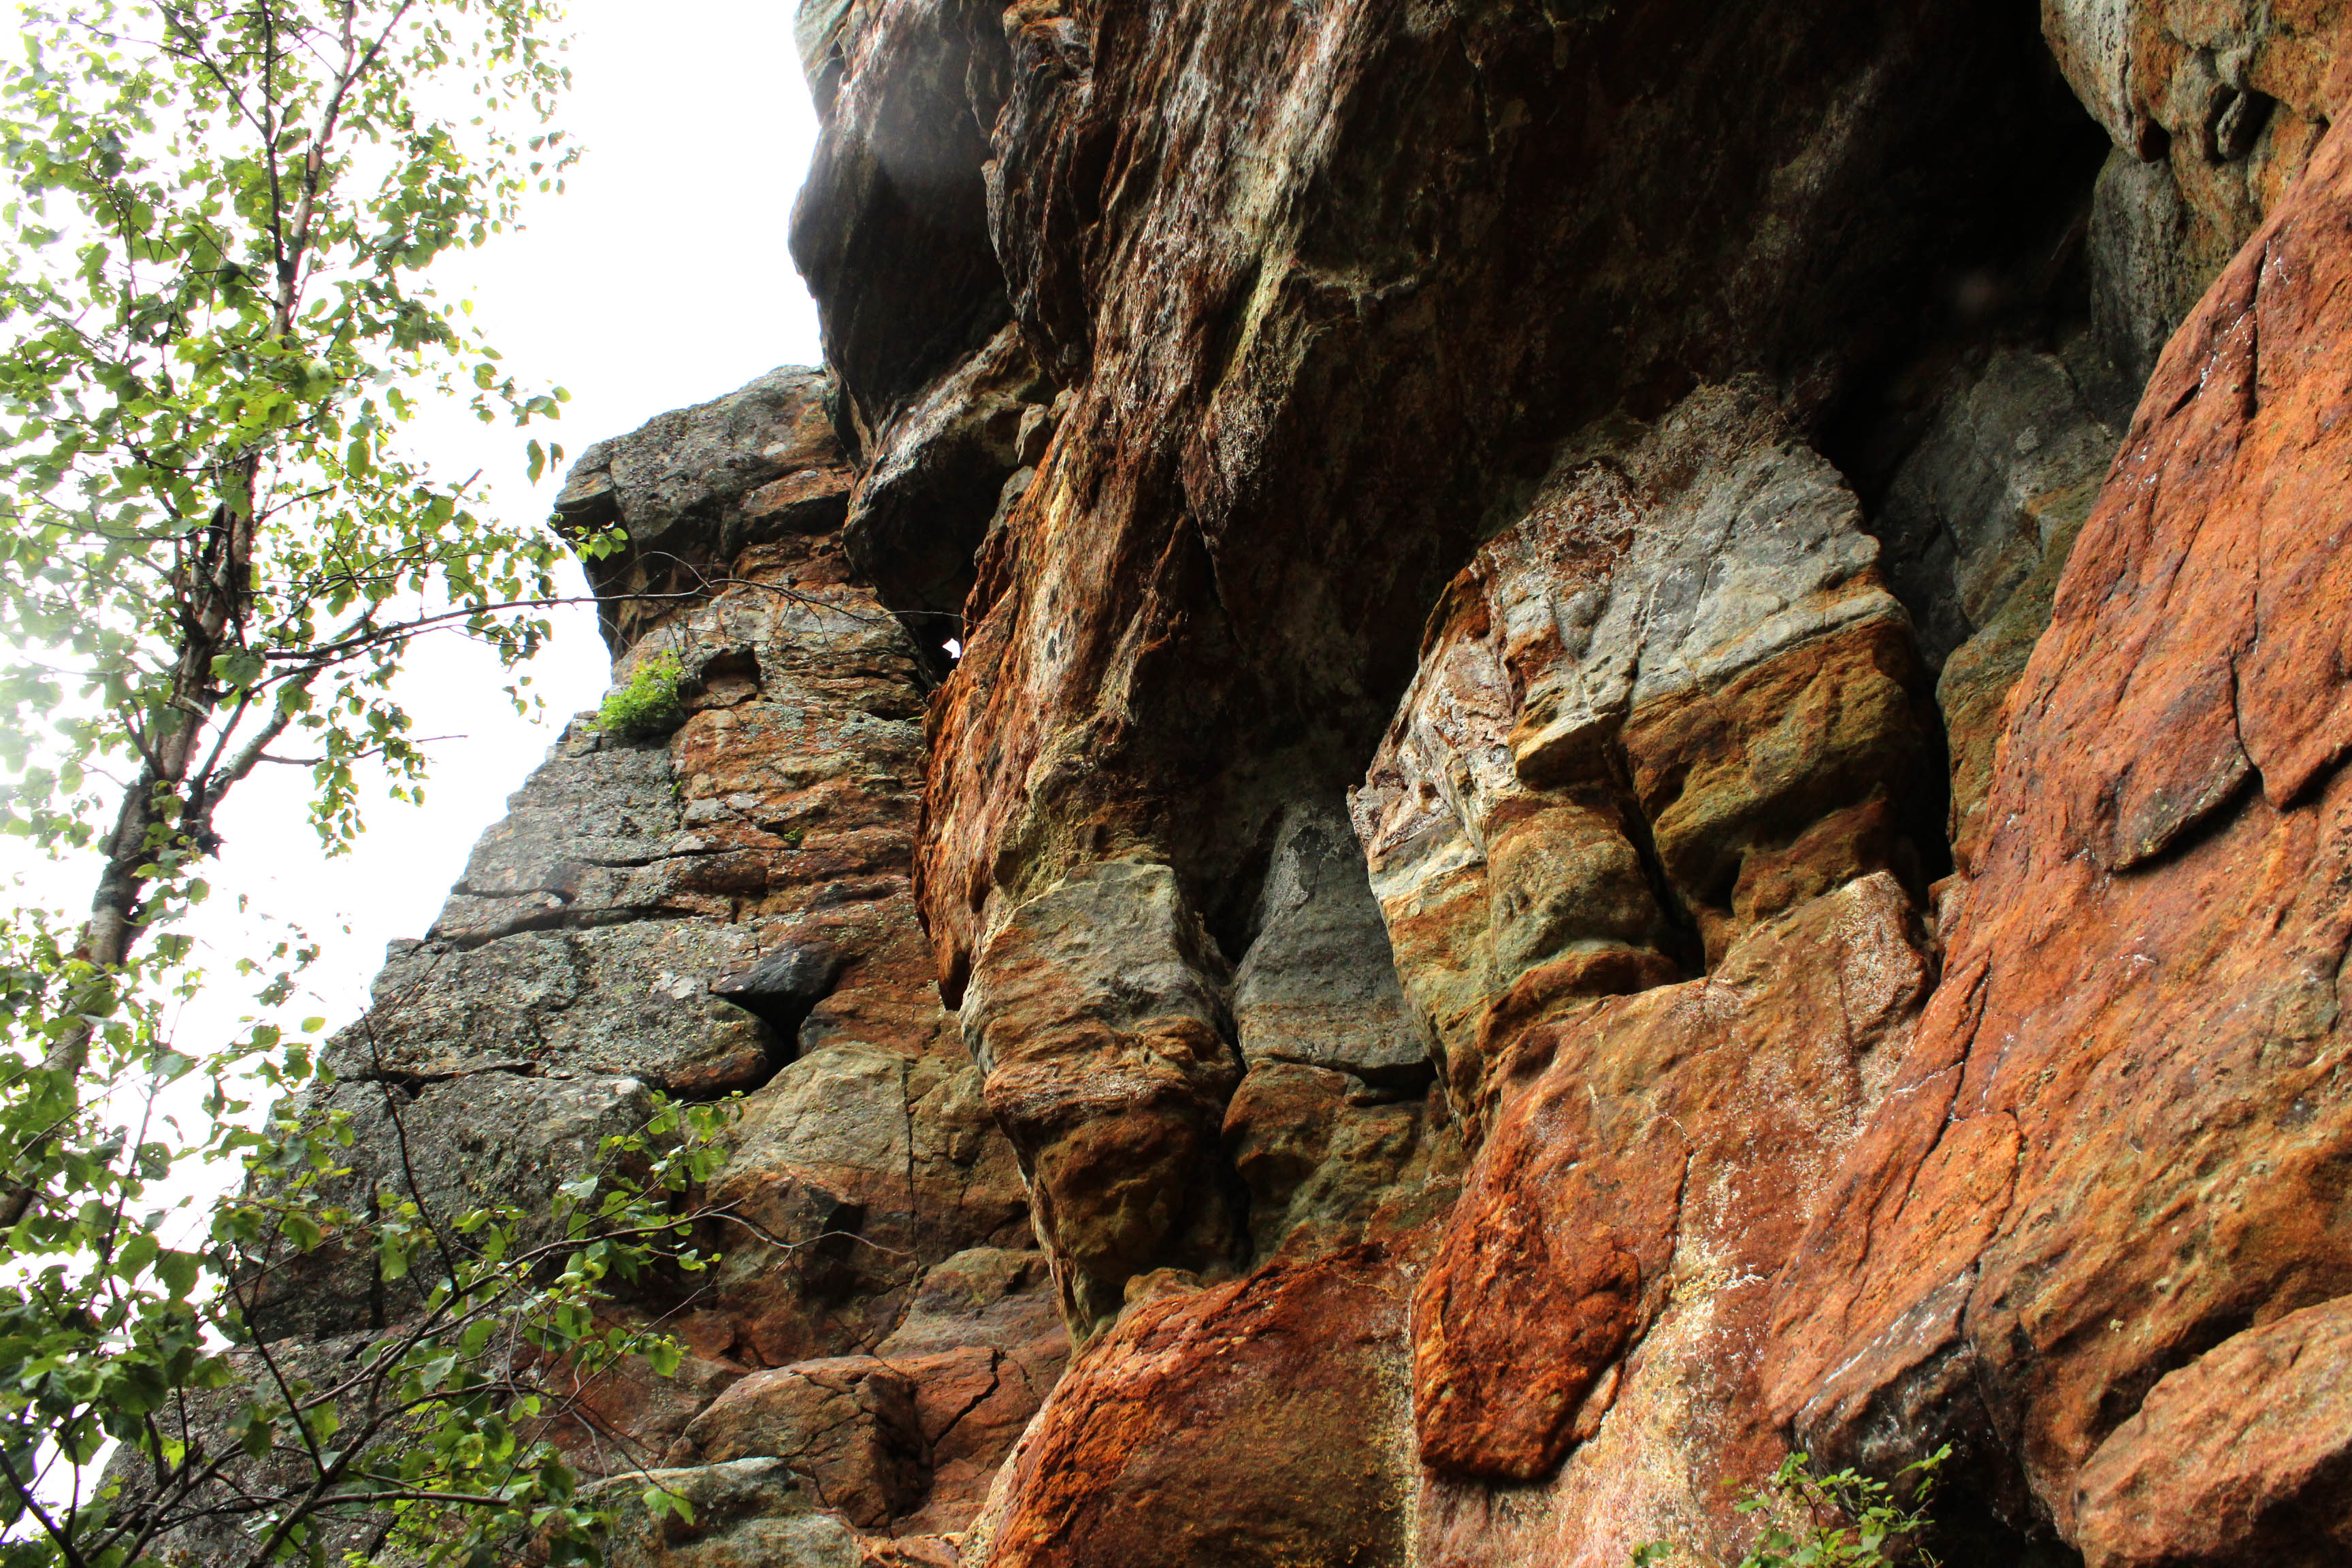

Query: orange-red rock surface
248,1,2352,1565
1763,112,2352,1561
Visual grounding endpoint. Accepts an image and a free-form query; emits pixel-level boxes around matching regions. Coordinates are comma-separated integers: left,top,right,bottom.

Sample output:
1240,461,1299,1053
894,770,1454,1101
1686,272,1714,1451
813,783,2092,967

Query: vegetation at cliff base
1633,1446,1950,1568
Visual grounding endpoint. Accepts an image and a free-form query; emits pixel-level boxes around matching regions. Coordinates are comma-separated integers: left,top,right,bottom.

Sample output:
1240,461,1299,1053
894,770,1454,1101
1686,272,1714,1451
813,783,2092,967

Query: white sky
8,0,828,1049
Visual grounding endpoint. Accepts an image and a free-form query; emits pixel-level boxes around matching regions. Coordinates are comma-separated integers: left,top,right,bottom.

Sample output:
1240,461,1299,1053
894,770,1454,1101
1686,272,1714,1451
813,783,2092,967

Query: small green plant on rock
598,653,689,739
1633,1446,1950,1568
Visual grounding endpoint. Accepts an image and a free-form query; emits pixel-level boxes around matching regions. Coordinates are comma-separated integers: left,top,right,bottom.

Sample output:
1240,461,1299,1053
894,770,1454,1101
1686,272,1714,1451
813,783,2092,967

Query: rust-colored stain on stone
217,0,2352,1564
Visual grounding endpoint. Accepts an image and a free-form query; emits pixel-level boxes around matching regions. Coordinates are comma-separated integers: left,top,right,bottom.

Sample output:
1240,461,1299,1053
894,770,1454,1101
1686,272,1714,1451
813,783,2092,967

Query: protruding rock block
970,1247,1416,1568
1356,382,1942,1125
960,861,1244,1335
2074,1297,2352,1568
1411,874,1933,1554
843,323,1057,655
1231,798,1428,1086
551,366,855,655
788,0,1011,437
670,1357,928,1529
1221,1060,1454,1260
2044,0,2347,301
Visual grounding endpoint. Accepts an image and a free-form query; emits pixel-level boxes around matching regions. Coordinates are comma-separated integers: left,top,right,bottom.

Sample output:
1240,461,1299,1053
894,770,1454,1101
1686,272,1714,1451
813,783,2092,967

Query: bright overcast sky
8,0,828,1049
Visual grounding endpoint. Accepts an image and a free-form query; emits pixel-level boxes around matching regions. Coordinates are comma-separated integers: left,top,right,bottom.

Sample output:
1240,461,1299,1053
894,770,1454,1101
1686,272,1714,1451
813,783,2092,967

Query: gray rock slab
333,921,777,1093
1232,799,1429,1085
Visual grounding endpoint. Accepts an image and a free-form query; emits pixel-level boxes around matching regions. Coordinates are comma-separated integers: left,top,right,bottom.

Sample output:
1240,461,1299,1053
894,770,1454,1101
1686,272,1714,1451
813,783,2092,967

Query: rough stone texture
244,1070,659,1340
1871,343,2123,866
590,1459,864,1568
2072,1296,2352,1568
230,1,2352,1564
789,0,1012,440
1763,116,2352,1560
1221,1061,1457,1262
250,368,1064,1552
669,1357,929,1528
871,1247,1072,1535
917,0,2093,1021
1411,874,1933,1563
970,1247,1418,1568
841,323,1057,657
1232,798,1430,1087
2044,0,2349,310
552,366,855,655
1354,382,1942,1126
958,860,1243,1337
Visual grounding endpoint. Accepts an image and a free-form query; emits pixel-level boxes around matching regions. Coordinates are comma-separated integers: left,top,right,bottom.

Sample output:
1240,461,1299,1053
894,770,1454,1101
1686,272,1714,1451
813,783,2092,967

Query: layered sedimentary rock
241,0,2352,1564
246,370,1066,1561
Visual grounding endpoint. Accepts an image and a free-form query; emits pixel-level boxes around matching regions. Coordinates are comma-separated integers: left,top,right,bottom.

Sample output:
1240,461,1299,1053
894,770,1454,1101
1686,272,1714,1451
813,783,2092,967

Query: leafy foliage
0,915,738,1566
0,0,617,1002
1633,1446,1950,1568
592,651,681,740
0,2,732,1564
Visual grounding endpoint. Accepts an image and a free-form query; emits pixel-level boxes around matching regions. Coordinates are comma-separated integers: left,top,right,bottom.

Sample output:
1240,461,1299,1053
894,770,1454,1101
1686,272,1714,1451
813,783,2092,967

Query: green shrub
598,651,688,738
1634,1446,1950,1568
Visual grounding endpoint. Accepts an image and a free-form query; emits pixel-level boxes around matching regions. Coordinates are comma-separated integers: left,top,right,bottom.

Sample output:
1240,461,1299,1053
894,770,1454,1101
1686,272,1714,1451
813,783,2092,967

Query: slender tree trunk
54,469,257,1077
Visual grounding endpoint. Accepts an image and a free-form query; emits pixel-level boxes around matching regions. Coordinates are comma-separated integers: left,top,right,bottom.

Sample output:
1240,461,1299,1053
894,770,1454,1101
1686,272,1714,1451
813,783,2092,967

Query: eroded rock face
1412,874,1933,1561
958,860,1243,1336
2073,1297,2352,1568
2046,0,2346,293
1354,382,1942,1128
238,1,2352,1564
252,369,1064,1553
1764,116,2352,1556
1872,342,2123,866
967,1247,1418,1568
919,0,2094,1014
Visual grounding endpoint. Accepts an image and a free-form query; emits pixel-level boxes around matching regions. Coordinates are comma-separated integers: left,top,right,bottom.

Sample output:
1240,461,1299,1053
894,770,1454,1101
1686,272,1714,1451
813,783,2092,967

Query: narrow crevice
429,903,704,953
340,1061,543,1092
1603,738,1705,977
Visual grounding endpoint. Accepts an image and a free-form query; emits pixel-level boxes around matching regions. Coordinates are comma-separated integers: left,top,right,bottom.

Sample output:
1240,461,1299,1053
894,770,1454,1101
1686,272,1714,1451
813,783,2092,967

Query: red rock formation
1763,115,2352,1560
235,1,2352,1565
966,1247,1417,1568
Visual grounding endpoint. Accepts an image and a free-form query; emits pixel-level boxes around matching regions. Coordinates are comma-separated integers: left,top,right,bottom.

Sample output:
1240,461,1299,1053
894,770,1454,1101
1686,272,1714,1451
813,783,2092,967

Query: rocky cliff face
247,1,2352,1565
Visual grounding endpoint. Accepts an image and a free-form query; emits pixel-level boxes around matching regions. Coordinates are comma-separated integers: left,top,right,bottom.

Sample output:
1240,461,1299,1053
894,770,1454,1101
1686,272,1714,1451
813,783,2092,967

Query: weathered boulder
552,366,855,654
966,1247,1417,1568
872,1247,1072,1535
